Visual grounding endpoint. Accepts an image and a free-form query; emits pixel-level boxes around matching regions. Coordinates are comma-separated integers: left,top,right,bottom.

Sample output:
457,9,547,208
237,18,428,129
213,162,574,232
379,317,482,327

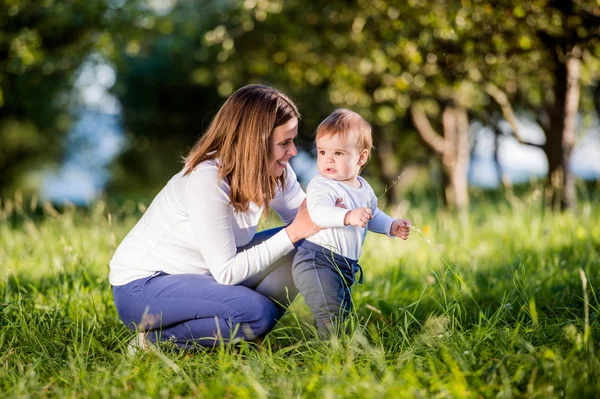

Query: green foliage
0,0,141,196
107,1,246,192
2,0,599,203
1,186,600,396
198,0,600,207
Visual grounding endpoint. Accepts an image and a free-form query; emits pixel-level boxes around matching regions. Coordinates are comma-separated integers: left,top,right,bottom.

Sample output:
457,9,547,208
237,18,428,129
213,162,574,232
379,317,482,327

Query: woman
110,84,324,349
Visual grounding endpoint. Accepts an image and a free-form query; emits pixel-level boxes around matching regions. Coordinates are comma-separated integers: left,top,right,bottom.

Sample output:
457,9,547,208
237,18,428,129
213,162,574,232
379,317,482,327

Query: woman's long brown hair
184,84,299,212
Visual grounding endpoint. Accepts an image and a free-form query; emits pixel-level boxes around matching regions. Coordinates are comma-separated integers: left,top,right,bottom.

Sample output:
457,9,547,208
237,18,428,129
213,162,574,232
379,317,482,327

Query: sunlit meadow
1,185,599,398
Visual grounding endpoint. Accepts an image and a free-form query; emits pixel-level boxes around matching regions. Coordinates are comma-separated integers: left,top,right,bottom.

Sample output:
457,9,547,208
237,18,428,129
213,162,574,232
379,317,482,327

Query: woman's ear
358,149,369,166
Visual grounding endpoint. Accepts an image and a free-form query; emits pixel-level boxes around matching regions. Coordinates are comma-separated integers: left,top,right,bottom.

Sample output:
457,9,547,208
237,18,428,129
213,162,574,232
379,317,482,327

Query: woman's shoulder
184,158,224,182
186,157,219,173
182,158,230,193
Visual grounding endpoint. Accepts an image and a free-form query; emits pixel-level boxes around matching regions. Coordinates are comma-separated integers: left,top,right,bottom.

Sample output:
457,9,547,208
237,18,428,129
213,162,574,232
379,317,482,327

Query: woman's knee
112,285,143,330
235,294,279,338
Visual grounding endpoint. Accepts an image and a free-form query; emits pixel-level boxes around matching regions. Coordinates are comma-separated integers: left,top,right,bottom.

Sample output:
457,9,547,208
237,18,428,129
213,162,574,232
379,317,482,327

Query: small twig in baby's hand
378,173,405,200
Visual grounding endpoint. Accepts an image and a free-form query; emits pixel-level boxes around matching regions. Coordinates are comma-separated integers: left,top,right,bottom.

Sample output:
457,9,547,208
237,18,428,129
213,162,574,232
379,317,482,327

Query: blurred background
1,0,599,212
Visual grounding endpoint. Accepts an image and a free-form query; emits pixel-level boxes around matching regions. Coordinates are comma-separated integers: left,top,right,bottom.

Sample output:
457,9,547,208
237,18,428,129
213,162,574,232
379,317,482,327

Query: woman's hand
285,198,347,243
285,199,321,243
335,198,347,209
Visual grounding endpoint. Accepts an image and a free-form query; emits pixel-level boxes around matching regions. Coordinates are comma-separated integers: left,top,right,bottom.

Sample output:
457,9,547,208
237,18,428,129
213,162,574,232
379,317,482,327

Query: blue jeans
292,240,363,337
112,227,298,348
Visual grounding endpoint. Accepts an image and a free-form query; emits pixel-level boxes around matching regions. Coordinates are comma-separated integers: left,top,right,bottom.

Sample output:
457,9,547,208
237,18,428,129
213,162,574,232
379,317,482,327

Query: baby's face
316,132,367,186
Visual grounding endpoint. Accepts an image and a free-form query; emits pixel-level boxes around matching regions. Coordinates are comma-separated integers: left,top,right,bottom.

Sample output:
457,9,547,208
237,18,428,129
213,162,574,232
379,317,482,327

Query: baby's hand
344,207,372,228
390,219,412,240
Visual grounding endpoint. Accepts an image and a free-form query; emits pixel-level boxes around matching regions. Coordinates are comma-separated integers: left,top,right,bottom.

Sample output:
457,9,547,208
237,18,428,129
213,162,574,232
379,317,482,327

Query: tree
107,1,278,195
0,0,138,196
201,0,441,206
107,0,599,211
200,0,524,211
529,1,599,210
480,1,600,211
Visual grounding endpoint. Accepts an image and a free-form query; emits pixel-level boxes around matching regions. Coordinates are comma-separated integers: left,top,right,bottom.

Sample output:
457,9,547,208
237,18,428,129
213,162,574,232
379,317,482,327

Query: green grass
1,187,599,398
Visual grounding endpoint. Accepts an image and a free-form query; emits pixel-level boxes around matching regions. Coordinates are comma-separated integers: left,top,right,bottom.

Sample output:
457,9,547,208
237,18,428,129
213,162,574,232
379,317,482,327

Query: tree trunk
491,126,513,189
543,46,581,211
594,83,600,120
410,102,470,212
371,125,399,206
440,105,470,211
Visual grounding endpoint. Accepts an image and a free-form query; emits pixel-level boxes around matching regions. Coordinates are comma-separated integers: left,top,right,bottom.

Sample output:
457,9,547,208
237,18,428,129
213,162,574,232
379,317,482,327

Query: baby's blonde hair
315,108,372,152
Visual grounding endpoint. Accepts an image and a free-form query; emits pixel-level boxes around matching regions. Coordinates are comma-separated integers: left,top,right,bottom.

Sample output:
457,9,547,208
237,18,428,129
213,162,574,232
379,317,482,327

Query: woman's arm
269,163,306,225
271,164,323,243
283,199,321,242
184,165,295,285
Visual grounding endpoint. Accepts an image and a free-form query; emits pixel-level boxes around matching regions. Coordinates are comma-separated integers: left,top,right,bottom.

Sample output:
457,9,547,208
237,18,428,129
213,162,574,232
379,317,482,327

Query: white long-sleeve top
306,174,396,260
109,159,305,286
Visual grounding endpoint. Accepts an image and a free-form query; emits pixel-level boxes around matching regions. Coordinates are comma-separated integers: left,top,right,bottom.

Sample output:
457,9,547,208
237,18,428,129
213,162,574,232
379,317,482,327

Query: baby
292,108,411,337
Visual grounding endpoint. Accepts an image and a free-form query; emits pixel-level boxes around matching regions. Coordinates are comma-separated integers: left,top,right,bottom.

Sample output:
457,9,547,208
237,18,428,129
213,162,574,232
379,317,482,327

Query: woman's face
267,117,299,177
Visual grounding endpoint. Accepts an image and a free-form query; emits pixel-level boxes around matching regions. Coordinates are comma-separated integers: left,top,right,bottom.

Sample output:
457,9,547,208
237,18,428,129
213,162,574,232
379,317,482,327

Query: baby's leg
292,248,353,337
